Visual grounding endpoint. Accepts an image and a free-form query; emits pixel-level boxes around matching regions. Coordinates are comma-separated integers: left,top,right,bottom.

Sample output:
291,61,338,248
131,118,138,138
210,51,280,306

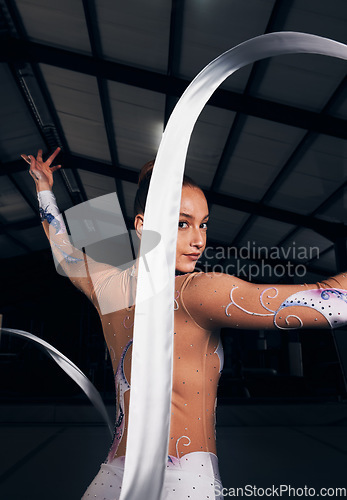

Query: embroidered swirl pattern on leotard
106,340,132,463
123,314,135,329
52,240,84,265
175,435,192,458
214,337,224,373
174,290,180,311
276,288,347,328
226,287,347,329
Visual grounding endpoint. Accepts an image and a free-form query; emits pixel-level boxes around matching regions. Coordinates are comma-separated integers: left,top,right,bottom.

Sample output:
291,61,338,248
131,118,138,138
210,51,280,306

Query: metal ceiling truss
210,0,293,192
233,70,347,250
0,0,346,260
276,176,347,250
0,35,346,140
211,0,346,255
1,155,347,241
1,0,88,207
82,0,128,224
232,74,347,248
164,0,184,126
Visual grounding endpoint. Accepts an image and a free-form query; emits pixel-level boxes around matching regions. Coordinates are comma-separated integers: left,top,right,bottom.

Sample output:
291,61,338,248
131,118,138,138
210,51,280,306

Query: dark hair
133,159,202,217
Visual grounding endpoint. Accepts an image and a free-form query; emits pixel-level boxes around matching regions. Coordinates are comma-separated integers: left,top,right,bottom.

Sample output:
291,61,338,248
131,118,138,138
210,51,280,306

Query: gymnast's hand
21,147,62,192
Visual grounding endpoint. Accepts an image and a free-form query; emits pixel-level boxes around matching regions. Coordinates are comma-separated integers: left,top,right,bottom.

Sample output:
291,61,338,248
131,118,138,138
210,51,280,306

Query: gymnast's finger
37,149,43,162
46,147,61,166
21,154,32,165
51,164,62,173
28,156,39,174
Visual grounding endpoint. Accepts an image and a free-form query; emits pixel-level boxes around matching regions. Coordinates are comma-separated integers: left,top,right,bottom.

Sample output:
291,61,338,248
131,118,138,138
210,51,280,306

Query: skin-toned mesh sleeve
38,189,120,304
180,271,347,331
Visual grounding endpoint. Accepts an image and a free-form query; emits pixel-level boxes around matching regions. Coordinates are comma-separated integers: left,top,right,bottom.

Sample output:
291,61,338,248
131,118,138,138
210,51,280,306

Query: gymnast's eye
200,222,208,230
178,221,189,229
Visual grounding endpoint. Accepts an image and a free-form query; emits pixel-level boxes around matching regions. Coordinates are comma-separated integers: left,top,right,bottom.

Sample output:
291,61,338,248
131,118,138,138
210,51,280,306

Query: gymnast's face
134,185,209,273
175,185,209,273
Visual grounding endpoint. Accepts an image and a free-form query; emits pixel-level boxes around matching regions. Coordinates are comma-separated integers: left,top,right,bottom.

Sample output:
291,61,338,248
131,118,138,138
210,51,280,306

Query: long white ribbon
120,32,347,500
1,327,113,436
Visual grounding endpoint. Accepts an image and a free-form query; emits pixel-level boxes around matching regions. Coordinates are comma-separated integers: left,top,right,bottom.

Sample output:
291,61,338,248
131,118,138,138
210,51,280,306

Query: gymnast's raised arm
22,148,120,306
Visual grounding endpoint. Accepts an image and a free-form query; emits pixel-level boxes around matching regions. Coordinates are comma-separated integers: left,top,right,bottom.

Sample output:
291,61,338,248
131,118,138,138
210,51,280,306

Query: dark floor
0,403,346,499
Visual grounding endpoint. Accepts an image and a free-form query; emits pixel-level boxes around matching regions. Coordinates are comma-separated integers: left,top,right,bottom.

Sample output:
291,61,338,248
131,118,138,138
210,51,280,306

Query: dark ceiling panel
1,36,346,140
1,154,345,242
231,74,347,247
82,0,126,220
0,0,346,269
210,0,293,192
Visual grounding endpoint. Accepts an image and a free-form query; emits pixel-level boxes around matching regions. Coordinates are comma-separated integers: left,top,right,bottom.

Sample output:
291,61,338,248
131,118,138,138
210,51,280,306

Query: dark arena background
0,1,347,498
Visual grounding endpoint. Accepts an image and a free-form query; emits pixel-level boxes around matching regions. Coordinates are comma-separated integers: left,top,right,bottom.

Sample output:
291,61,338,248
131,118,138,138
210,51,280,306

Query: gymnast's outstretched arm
181,271,347,331
22,148,120,305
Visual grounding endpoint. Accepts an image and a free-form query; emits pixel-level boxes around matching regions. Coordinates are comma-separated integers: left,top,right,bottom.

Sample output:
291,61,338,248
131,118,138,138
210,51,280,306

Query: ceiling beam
213,0,347,248
205,190,346,241
164,0,185,126
274,177,347,250
210,0,293,192
29,63,90,205
1,156,346,239
1,35,347,140
82,0,128,221
1,156,138,181
232,74,347,247
241,0,293,97
230,133,318,246
1,0,88,206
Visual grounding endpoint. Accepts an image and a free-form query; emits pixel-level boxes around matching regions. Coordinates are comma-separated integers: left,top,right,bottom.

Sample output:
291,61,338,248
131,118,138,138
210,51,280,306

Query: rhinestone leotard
81,265,347,500
37,190,347,499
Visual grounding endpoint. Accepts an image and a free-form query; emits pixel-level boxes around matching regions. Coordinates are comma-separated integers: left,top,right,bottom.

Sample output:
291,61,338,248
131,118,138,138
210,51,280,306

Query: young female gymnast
22,147,347,500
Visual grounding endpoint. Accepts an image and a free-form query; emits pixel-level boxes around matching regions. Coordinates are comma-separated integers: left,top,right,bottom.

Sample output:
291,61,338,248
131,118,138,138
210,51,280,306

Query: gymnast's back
86,258,347,466
88,264,224,464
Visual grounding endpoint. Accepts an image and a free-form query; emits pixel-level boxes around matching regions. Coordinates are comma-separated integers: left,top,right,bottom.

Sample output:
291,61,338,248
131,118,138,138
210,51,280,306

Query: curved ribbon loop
1,327,113,436
121,32,347,500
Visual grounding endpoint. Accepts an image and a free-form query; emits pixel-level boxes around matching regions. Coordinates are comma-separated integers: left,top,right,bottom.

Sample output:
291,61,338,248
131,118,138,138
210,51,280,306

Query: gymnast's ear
134,213,144,239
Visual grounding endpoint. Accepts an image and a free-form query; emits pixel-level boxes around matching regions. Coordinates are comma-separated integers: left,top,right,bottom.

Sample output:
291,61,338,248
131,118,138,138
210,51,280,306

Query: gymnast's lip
184,253,200,260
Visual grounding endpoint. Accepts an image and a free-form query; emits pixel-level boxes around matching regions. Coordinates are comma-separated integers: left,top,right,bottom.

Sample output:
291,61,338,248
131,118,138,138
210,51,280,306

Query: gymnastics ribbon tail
1,327,113,437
